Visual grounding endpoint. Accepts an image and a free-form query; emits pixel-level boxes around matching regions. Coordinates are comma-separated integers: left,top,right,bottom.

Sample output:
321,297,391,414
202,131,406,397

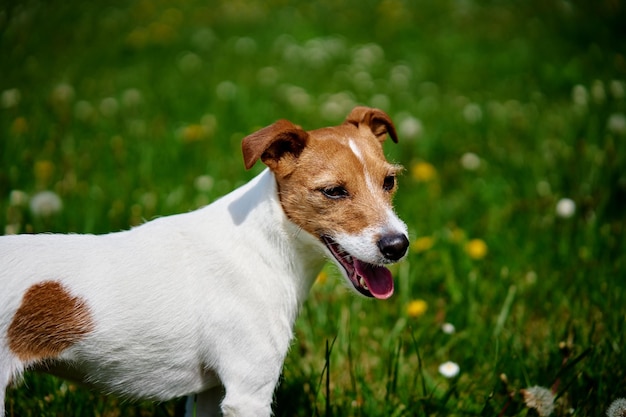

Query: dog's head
242,106,409,299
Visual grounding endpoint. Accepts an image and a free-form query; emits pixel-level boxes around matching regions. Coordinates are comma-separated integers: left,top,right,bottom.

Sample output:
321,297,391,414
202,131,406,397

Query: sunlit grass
2,0,625,416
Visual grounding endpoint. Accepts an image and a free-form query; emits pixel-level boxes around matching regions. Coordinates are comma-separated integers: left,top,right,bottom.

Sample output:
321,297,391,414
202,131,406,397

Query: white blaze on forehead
348,139,376,193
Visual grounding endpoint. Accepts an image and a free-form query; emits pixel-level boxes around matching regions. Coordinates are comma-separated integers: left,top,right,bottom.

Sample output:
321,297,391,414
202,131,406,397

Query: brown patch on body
7,280,94,362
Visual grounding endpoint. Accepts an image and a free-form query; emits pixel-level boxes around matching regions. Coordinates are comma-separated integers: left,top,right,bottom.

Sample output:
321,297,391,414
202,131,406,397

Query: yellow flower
407,299,428,318
180,124,209,142
34,160,55,184
11,117,28,135
315,270,328,285
465,238,488,260
412,236,434,253
411,161,437,182
449,227,466,243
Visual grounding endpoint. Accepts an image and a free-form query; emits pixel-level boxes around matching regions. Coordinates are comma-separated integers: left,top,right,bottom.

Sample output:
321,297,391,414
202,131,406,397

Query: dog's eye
321,186,349,199
383,175,396,192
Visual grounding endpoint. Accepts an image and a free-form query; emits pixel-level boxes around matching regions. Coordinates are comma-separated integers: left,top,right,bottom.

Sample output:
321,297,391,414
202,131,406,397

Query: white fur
0,170,326,417
333,210,408,266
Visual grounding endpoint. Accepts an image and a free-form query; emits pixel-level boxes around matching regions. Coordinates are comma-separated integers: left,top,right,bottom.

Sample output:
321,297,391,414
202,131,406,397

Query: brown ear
241,119,309,173
345,106,398,143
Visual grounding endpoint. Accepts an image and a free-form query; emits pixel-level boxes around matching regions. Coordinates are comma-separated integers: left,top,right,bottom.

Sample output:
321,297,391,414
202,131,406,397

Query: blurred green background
1,0,625,416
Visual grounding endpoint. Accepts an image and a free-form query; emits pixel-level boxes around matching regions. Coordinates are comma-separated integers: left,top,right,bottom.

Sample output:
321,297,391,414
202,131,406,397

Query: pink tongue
354,260,394,299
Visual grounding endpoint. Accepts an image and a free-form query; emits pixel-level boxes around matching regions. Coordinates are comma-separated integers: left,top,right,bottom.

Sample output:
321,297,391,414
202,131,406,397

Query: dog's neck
218,169,327,309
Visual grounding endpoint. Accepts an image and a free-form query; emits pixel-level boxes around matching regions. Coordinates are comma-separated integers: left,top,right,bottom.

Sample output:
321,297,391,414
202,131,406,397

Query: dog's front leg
215,353,283,417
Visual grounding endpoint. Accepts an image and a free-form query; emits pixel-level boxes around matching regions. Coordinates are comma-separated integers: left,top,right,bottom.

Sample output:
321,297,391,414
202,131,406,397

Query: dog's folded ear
345,106,398,143
242,119,309,173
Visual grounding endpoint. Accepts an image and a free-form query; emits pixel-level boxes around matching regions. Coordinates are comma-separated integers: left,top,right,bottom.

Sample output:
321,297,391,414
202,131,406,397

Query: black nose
377,234,409,261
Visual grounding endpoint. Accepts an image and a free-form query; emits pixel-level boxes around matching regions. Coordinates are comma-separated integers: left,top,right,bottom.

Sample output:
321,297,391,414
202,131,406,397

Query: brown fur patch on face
277,124,400,237
7,281,94,362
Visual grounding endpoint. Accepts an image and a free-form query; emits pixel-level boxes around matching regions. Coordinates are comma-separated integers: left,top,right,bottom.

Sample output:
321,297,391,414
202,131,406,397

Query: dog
0,106,409,417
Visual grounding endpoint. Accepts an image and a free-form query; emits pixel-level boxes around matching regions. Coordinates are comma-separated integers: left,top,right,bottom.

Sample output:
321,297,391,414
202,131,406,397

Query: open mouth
321,236,394,299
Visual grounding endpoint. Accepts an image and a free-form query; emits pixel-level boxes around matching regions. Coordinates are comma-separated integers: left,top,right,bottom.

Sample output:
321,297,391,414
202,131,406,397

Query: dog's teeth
359,277,368,290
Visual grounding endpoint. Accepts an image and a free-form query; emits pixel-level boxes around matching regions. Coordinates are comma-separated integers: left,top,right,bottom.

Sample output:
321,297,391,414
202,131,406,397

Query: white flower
30,191,63,217
398,115,423,140
572,84,588,107
9,190,29,207
609,80,625,100
216,81,238,101
257,67,279,86
438,361,460,378
320,92,356,121
389,65,412,90
369,94,390,111
1,88,21,109
194,175,214,192
463,103,482,124
122,88,142,108
521,386,555,417
607,113,626,135
556,198,576,218
75,100,95,121
351,43,384,68
52,83,75,104
591,79,606,103
441,323,456,334
178,52,202,74
536,180,552,197
607,398,626,417
284,85,311,111
234,37,257,55
460,152,481,170
99,97,119,118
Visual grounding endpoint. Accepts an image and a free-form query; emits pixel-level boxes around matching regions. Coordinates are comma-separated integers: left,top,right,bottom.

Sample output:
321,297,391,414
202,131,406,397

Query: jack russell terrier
0,106,409,417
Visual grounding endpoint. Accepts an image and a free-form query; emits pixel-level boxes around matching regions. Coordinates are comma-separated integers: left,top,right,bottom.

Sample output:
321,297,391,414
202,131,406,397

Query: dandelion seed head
521,386,555,417
607,398,626,417
30,191,63,217
610,80,625,100
75,100,95,121
99,97,119,118
284,86,311,111
178,52,202,74
369,94,390,111
122,88,142,108
194,175,214,192
398,115,423,140
1,88,21,109
216,81,238,101
257,67,279,86
52,83,75,104
463,103,482,124
460,152,481,170
607,113,626,135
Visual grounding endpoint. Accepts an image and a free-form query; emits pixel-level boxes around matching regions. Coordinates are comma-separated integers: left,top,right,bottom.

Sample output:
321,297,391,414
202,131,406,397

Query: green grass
1,0,625,416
